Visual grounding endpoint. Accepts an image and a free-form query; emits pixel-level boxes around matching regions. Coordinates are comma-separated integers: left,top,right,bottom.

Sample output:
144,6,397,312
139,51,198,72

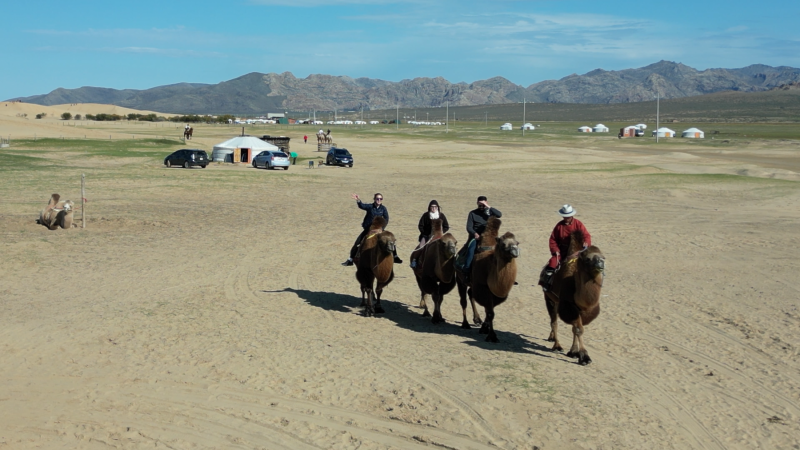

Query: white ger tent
652,127,676,138
593,124,609,133
521,123,535,130
681,127,705,138
578,126,592,132
500,123,513,131
212,136,279,163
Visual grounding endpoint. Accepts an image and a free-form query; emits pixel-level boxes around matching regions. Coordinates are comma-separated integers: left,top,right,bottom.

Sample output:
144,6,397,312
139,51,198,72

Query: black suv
326,147,353,167
164,149,208,168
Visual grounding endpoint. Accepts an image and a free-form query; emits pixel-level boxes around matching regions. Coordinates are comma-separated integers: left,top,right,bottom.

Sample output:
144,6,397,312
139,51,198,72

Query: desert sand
1,113,799,450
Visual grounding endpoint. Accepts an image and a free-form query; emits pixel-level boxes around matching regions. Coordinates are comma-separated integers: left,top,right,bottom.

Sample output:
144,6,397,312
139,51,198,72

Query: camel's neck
435,246,456,283
488,254,517,298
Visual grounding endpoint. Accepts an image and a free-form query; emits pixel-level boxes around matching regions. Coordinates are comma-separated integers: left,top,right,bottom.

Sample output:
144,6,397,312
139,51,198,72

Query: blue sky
3,0,798,100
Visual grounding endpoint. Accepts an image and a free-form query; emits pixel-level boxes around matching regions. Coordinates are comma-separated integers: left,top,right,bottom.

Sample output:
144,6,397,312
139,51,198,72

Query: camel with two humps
38,193,75,230
355,216,396,317
411,219,458,323
543,229,605,365
456,217,519,342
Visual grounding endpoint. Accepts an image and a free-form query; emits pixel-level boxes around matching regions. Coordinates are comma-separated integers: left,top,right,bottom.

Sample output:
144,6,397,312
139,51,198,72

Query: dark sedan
164,149,208,168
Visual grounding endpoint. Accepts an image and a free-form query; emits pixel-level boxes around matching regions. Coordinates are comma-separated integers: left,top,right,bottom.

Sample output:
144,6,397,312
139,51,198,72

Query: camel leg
457,279,471,329
431,292,444,324
545,294,562,351
483,304,499,343
469,295,483,325
360,287,367,307
568,317,591,365
420,293,431,317
374,285,385,314
363,289,375,317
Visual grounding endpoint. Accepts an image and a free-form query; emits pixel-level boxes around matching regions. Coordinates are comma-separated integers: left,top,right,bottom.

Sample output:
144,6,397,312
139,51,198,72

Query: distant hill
9,61,800,115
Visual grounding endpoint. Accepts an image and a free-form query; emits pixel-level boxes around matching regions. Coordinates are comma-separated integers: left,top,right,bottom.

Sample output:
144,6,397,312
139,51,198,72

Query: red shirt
549,218,591,255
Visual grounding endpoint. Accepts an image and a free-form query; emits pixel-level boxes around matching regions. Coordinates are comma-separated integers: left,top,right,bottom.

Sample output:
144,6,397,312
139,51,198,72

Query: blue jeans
464,239,477,270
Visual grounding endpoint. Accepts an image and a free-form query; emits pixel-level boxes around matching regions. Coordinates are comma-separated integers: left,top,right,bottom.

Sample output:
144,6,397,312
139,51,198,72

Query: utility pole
522,98,526,136
446,102,449,133
396,104,399,130
656,91,660,143
485,111,487,126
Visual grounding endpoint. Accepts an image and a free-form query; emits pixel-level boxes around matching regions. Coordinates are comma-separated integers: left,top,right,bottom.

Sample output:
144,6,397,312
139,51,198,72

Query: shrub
35,113,47,119
61,112,72,120
85,114,95,120
74,114,82,120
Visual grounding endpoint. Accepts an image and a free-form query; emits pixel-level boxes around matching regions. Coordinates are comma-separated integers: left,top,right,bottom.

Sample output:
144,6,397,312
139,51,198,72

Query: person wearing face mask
410,200,450,269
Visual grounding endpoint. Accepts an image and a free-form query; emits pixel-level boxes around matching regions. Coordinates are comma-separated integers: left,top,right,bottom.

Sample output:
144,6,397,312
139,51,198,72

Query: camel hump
432,218,443,236
480,216,502,247
487,216,502,232
371,216,387,230
570,229,586,252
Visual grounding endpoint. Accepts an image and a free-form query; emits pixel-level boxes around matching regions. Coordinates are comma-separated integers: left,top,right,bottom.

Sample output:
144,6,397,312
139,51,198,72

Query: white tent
212,136,279,163
652,127,675,138
521,123,535,130
593,124,609,133
635,123,647,130
578,126,592,132
500,123,513,131
681,127,705,138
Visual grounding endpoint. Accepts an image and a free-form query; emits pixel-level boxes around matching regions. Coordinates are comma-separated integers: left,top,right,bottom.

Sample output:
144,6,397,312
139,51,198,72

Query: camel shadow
275,287,557,359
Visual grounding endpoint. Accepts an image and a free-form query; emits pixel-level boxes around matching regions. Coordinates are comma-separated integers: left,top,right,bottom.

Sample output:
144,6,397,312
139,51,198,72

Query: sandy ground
1,114,800,450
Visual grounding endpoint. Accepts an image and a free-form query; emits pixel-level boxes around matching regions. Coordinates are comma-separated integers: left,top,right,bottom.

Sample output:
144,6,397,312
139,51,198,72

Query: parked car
326,147,353,167
253,150,291,170
164,149,208,168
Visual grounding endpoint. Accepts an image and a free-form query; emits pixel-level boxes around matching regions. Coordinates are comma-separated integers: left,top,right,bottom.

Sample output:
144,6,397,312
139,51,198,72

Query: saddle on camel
455,217,519,341
410,219,458,323
541,229,605,365
355,217,396,317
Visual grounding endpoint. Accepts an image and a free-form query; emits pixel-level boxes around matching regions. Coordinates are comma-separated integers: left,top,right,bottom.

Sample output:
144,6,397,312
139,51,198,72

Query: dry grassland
1,106,800,449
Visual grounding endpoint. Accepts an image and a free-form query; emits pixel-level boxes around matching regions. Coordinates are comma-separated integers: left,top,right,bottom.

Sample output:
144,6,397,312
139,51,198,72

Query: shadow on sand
268,287,559,359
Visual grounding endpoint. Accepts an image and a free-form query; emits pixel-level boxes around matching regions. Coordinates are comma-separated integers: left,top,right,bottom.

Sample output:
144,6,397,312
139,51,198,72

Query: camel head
439,233,458,259
579,245,605,276
377,231,396,255
495,232,520,260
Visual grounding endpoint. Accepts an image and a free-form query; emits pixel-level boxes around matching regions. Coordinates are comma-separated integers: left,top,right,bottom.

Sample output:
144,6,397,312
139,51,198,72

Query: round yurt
500,123,513,131
681,127,705,138
578,126,592,133
521,123,535,130
212,136,279,163
652,127,676,138
593,123,609,133
635,123,647,130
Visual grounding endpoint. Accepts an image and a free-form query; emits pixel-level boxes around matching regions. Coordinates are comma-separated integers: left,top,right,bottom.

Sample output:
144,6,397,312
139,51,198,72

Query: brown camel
355,216,396,317
542,229,605,365
458,217,519,341
411,219,458,323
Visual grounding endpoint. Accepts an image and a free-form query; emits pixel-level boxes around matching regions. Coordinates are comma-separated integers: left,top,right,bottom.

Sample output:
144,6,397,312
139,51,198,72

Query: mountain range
10,61,800,115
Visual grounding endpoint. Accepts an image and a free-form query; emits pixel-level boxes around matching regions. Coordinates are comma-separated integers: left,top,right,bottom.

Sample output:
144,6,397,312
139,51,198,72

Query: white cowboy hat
558,204,576,217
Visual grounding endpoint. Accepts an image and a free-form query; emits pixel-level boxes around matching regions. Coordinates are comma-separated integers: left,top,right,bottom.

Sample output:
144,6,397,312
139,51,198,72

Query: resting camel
355,216,396,317
457,217,519,341
184,127,193,140
411,219,458,323
542,229,605,365
38,193,75,229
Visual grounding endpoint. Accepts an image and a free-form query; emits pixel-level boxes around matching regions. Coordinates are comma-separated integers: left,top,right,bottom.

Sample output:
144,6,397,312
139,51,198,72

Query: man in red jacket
539,204,592,290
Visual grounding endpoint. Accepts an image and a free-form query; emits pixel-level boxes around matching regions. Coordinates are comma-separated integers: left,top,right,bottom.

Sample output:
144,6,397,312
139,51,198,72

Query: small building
619,126,638,137
500,123,513,131
681,127,705,138
521,123,535,130
578,126,592,133
261,135,291,152
652,127,676,138
593,124,609,133
212,136,279,163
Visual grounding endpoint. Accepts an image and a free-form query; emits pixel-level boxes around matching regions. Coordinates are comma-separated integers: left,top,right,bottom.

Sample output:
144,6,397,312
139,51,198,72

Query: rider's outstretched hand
351,193,360,201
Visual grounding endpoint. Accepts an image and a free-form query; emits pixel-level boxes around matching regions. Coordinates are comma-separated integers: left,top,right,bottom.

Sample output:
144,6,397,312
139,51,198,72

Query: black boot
539,269,554,291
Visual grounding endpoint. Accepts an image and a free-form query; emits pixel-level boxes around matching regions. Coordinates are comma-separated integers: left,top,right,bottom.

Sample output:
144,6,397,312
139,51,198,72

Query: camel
38,193,75,229
458,217,519,342
355,216,396,317
542,230,605,365
411,219,458,323
183,127,193,140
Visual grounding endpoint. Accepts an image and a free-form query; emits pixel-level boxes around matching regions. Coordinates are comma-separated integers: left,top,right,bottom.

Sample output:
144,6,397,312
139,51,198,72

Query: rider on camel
539,204,592,291
342,193,403,266
457,196,502,277
410,200,450,268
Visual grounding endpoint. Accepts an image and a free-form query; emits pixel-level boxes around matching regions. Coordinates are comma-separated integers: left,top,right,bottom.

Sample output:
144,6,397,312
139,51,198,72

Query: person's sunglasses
375,197,383,200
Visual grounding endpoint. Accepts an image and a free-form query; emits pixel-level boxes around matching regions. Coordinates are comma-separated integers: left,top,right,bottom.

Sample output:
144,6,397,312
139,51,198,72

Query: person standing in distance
342,193,403,266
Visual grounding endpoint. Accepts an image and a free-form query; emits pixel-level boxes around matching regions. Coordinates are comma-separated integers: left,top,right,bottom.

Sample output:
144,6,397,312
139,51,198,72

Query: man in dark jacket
460,195,502,273
342,192,403,266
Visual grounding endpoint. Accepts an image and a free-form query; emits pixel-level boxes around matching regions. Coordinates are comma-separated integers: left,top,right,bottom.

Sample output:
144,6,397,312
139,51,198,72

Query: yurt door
240,148,250,163
233,148,241,163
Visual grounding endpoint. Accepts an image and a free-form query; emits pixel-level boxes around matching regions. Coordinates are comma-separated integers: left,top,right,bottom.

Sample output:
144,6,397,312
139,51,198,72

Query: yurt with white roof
635,124,647,130
681,127,704,138
652,127,676,138
521,123,535,130
593,124,609,133
212,136,279,163
578,126,592,133
500,123,513,131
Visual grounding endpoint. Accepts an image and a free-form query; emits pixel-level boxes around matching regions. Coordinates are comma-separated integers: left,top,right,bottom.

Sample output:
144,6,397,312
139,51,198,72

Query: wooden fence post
81,174,86,229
